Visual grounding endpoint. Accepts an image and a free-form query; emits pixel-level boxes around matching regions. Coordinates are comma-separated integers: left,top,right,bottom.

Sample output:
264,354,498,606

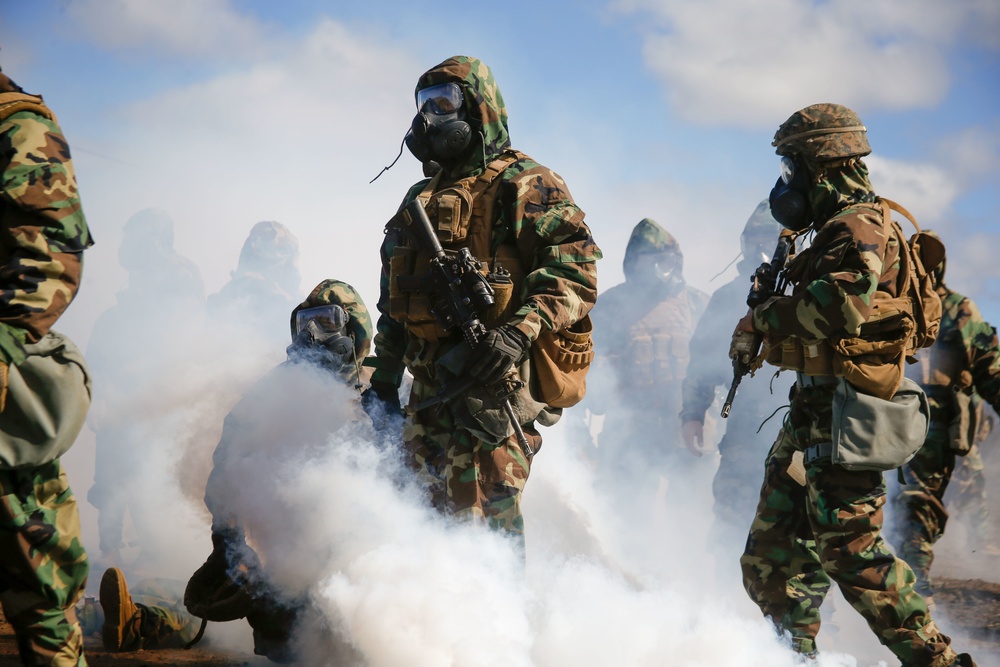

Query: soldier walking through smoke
0,65,96,666
366,55,601,539
86,207,204,569
736,102,977,666
585,218,707,509
681,201,789,557
888,230,1000,607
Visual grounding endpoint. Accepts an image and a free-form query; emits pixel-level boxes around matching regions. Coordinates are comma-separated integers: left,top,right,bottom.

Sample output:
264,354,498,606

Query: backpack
878,198,944,351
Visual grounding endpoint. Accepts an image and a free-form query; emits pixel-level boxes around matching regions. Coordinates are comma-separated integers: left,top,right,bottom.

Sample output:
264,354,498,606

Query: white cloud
866,154,960,226
66,0,280,61
614,0,998,125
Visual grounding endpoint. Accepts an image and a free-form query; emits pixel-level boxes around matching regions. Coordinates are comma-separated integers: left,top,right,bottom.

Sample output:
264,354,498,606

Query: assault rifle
721,228,796,418
398,199,534,456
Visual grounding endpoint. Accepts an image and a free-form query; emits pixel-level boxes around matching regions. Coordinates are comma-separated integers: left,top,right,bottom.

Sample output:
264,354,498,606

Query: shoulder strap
468,149,528,263
880,197,921,233
878,199,913,299
0,92,55,123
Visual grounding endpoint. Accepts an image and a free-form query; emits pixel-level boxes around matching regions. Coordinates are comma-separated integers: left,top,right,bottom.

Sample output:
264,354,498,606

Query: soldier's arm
681,289,733,422
751,211,885,340
502,162,602,343
958,297,1000,412
0,110,93,364
370,234,407,389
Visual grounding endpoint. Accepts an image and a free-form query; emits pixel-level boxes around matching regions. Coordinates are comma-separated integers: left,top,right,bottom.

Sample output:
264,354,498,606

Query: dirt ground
0,576,997,666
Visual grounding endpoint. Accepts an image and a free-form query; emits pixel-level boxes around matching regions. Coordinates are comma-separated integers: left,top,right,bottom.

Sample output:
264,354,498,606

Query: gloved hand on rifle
729,311,758,366
469,324,530,385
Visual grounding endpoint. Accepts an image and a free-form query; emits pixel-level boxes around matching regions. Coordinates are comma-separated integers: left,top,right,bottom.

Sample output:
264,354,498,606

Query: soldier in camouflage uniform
736,103,975,666
587,218,707,500
888,235,1000,604
207,220,301,347
0,68,95,666
681,201,789,549
86,207,204,567
367,56,600,536
180,279,373,663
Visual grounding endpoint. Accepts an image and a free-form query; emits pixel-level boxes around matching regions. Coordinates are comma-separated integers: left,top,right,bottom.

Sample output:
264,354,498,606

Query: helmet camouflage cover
772,103,871,161
289,279,372,359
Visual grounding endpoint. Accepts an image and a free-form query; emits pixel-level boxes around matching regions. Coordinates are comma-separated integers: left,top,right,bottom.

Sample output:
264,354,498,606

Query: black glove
468,325,529,386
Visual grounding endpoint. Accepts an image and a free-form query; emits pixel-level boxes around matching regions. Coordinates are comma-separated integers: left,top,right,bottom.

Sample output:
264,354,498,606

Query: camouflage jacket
752,201,902,342
372,56,601,388
0,75,94,365
906,284,1000,412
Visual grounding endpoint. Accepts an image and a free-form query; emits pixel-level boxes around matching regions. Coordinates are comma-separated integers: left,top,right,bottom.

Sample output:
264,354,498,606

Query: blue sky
2,0,999,343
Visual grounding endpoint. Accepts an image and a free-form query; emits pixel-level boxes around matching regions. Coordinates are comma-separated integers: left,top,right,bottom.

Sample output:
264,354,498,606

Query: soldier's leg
807,463,957,667
0,462,89,667
948,444,995,552
889,427,953,597
741,428,830,655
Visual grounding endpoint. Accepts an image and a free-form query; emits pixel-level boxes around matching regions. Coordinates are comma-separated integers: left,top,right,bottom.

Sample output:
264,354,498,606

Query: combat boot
100,567,161,652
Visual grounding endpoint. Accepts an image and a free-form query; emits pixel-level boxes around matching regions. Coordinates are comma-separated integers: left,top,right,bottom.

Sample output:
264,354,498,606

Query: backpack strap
0,92,55,123
467,149,527,264
880,197,921,233
877,199,912,298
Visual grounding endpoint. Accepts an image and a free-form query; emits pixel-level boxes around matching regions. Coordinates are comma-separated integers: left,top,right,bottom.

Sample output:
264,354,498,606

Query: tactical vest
764,199,940,400
622,293,696,390
388,150,528,341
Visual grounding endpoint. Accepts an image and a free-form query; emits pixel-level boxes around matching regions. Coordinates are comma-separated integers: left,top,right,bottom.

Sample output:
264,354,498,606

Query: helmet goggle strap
295,304,349,335
416,83,464,115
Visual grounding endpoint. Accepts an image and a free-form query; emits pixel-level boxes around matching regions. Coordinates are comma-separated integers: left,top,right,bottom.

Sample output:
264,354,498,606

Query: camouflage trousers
741,384,957,666
948,443,994,550
403,381,540,536
129,578,198,649
0,461,89,667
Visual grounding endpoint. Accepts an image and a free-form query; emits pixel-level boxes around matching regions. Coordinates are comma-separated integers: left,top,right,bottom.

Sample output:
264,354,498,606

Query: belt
795,372,838,388
802,441,833,465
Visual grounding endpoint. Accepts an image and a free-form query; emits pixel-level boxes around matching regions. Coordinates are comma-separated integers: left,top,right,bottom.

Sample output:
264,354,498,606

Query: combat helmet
772,103,871,162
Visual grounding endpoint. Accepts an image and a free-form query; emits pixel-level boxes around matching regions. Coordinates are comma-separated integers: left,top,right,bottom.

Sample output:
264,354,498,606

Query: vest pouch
801,339,835,376
481,269,514,330
529,315,595,409
426,187,474,244
0,331,92,469
388,245,417,321
830,376,928,471
831,313,914,400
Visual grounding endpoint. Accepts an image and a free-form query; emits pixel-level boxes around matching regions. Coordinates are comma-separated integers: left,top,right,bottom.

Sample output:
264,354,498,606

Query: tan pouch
530,316,595,409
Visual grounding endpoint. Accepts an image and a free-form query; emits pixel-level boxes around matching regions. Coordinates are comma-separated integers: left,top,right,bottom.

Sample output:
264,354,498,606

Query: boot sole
99,567,130,652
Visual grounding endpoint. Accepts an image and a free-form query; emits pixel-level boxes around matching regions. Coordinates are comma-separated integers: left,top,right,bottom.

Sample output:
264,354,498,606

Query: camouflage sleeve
956,296,1000,411
370,181,428,388
752,207,886,340
0,110,94,364
498,160,602,342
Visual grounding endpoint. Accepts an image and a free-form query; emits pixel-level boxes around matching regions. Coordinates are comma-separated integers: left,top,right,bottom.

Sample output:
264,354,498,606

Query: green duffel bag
0,330,92,469
829,375,929,472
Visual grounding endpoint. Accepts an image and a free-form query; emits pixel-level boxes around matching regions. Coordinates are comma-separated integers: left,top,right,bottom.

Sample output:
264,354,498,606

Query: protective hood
289,279,372,359
623,218,679,276
808,158,877,224
414,55,511,177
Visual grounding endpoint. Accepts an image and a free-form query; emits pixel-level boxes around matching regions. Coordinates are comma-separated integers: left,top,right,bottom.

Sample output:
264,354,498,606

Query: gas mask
404,82,473,164
631,251,684,296
288,304,356,376
769,156,812,231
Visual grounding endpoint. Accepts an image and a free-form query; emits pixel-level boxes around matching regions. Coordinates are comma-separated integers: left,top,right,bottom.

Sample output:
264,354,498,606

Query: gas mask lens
416,83,463,115
295,304,348,335
779,156,796,185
